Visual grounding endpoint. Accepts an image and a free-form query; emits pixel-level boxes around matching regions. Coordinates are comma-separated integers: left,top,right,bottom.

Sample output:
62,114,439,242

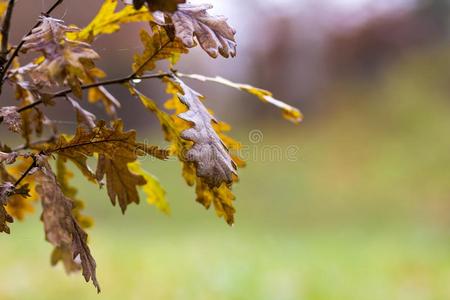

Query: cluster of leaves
0,0,302,292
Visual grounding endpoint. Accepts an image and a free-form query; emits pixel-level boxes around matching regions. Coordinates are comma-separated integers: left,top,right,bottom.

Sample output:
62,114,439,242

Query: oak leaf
171,76,237,188
0,106,21,133
46,120,169,212
178,73,304,124
72,0,153,42
133,25,188,75
36,160,100,292
50,156,94,272
170,4,237,58
128,161,170,214
21,17,99,95
0,163,33,233
7,62,51,144
0,151,18,165
131,82,239,224
0,182,15,234
1,157,38,221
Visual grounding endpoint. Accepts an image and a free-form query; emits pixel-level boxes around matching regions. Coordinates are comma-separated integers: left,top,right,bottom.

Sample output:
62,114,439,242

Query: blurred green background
1,0,450,299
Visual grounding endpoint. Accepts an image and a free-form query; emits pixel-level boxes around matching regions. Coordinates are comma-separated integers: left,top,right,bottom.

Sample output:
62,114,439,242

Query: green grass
2,217,450,300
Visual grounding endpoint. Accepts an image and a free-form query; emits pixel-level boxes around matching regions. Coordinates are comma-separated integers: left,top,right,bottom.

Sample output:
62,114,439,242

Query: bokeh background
1,0,450,299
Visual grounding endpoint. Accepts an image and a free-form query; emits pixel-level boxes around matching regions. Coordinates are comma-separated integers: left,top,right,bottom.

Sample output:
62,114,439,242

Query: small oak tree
0,0,302,292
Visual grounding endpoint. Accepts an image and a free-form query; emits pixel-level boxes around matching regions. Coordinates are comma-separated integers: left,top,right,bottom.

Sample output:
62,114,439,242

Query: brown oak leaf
0,106,22,133
46,120,169,212
21,17,99,94
172,76,237,188
0,182,15,234
170,4,237,58
36,160,100,292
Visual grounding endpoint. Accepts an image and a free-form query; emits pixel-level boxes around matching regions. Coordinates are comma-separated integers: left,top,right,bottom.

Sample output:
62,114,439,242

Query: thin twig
16,72,173,114
0,0,15,65
1,34,174,122
14,155,37,186
0,0,64,85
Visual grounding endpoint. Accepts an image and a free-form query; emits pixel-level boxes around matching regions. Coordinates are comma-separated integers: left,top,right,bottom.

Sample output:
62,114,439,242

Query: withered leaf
6,66,50,143
0,151,18,165
36,160,100,292
46,120,168,212
50,155,94,274
56,155,93,230
95,153,146,213
170,4,237,58
131,84,238,224
0,106,22,133
0,172,33,233
1,158,37,221
172,77,237,188
21,17,99,93
0,182,15,234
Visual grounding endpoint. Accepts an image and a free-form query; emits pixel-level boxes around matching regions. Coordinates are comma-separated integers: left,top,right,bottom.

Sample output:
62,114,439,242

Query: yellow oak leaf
178,73,304,124
72,0,154,43
129,161,170,214
132,25,188,75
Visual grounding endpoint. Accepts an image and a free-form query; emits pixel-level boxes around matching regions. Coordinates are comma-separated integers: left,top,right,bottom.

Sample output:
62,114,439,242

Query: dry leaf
36,160,100,292
0,106,21,133
0,151,18,165
46,120,168,212
21,17,99,93
130,83,238,224
51,155,94,272
0,182,15,234
172,76,237,187
1,158,38,221
170,4,237,58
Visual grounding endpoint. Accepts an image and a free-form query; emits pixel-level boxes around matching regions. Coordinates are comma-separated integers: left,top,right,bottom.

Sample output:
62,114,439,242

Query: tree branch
15,72,173,114
14,155,37,187
0,0,15,65
0,0,65,86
